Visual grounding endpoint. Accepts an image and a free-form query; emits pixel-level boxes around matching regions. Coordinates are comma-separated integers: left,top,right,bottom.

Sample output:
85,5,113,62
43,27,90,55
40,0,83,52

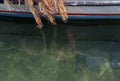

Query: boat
0,0,120,20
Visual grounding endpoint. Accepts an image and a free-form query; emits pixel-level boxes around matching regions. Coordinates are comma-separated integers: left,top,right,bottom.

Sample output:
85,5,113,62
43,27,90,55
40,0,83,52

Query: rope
27,0,68,29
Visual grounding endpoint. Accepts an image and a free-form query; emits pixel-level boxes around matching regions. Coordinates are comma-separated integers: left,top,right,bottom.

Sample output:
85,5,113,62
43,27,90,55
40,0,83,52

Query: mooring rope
26,0,68,29
5,0,68,29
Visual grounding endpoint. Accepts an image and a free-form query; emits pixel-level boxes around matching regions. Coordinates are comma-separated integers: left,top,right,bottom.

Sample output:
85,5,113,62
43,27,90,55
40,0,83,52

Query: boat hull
1,0,120,20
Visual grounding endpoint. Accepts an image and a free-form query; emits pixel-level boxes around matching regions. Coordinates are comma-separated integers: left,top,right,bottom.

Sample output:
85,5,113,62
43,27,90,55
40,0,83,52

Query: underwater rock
110,52,120,63
109,42,120,63
75,51,110,70
86,56,108,70
111,63,120,70
75,52,89,72
110,51,120,70
0,41,5,48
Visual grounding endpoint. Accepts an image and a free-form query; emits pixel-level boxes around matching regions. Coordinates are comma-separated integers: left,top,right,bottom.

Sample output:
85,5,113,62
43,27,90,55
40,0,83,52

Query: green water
0,20,120,81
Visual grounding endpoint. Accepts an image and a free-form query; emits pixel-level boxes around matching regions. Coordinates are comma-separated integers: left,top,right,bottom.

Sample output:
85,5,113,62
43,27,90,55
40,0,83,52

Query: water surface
0,20,120,81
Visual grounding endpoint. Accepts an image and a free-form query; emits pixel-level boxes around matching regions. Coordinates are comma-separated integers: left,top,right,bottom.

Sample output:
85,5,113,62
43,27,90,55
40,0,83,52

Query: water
0,19,120,81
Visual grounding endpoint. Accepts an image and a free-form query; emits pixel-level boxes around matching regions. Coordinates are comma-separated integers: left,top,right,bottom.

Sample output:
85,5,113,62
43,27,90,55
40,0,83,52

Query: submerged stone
0,41,5,48
75,52,110,71
86,56,108,70
111,63,120,70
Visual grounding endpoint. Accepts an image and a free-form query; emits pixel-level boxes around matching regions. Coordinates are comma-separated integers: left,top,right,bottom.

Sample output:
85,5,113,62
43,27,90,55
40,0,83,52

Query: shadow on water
0,19,120,81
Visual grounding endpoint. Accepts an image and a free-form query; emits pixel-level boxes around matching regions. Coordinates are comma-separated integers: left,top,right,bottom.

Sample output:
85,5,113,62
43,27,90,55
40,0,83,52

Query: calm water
0,20,120,81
